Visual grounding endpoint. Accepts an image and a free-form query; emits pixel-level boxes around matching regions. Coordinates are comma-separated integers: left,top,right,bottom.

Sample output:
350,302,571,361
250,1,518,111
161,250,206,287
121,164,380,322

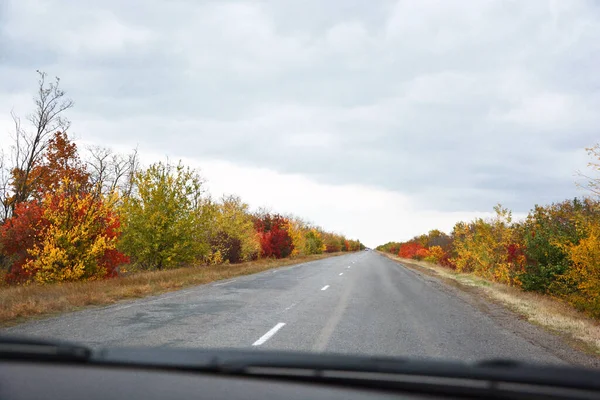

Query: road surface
3,251,567,364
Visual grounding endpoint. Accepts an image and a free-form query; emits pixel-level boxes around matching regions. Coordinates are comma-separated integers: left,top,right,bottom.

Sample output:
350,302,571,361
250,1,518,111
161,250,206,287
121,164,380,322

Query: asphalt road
3,251,566,364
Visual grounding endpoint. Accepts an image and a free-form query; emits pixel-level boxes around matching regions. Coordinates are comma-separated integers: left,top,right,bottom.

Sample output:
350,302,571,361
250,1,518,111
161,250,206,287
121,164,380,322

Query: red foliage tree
438,252,457,269
0,201,46,283
254,214,294,258
398,242,425,259
95,207,130,278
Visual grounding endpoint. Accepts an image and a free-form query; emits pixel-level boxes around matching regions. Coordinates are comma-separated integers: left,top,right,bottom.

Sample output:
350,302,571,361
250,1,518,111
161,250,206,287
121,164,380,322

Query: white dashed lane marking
252,323,286,346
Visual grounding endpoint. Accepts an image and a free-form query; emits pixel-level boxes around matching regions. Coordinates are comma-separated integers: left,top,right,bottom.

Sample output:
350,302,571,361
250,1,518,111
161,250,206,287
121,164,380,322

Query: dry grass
0,253,343,327
382,253,600,356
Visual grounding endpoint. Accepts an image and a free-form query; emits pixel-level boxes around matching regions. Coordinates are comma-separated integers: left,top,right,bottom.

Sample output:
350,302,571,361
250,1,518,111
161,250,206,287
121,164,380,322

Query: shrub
559,211,600,318
423,245,445,263
304,229,324,255
519,199,594,293
1,183,128,284
119,161,209,269
254,214,294,258
398,242,424,259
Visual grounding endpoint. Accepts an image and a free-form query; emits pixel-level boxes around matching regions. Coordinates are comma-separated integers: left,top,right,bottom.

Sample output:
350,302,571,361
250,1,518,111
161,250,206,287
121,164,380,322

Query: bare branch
0,149,12,222
86,145,112,195
86,145,140,199
109,153,129,193
9,71,74,209
122,146,139,199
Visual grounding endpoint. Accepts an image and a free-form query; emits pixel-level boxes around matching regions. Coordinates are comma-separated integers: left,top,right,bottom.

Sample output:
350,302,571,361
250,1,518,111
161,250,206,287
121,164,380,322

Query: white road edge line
252,323,286,346
321,285,330,291
339,273,343,276
347,266,351,268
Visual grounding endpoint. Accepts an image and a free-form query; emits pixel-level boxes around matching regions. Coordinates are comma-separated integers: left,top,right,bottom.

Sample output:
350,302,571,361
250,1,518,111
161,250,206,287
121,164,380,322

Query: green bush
119,161,209,270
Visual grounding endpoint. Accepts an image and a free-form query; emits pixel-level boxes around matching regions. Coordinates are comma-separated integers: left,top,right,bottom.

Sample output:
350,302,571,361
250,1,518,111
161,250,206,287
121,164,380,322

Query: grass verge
380,252,600,357
0,252,344,327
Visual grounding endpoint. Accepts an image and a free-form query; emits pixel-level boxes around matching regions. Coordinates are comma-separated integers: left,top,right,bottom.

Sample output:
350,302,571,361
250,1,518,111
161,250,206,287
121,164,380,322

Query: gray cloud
2,0,600,214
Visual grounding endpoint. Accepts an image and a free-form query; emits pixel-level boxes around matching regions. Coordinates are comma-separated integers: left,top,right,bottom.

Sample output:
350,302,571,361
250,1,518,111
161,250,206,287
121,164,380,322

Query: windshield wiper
0,335,91,362
2,336,599,399
93,347,600,396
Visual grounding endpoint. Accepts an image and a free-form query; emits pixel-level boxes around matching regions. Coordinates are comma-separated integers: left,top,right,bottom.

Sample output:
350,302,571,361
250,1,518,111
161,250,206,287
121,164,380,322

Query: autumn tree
0,181,128,284
518,199,595,292
346,239,362,251
22,183,126,283
322,232,342,253
451,205,524,285
304,228,325,254
413,234,429,248
425,229,453,251
254,213,294,258
423,245,445,263
560,208,600,317
119,161,209,269
376,241,402,254
0,200,45,283
398,242,424,259
287,217,308,257
0,129,128,284
28,131,90,197
207,195,260,264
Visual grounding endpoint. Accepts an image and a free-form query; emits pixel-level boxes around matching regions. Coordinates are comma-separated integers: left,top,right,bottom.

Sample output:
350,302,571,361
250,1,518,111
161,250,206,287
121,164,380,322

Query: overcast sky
1,0,599,247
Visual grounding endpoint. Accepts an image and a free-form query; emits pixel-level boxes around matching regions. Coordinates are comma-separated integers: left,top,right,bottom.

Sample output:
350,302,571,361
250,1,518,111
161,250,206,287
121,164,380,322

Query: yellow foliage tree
560,213,600,317
23,181,123,283
119,161,209,269
424,245,445,263
211,195,260,263
451,205,523,285
288,218,308,257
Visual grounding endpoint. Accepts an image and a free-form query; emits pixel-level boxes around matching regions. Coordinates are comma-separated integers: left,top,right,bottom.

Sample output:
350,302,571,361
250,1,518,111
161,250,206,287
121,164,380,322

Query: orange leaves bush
415,248,429,260
398,242,425,259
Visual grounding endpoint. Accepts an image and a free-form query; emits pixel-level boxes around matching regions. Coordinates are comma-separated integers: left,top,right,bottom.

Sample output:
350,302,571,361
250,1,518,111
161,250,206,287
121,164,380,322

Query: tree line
377,148,600,318
0,72,364,285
